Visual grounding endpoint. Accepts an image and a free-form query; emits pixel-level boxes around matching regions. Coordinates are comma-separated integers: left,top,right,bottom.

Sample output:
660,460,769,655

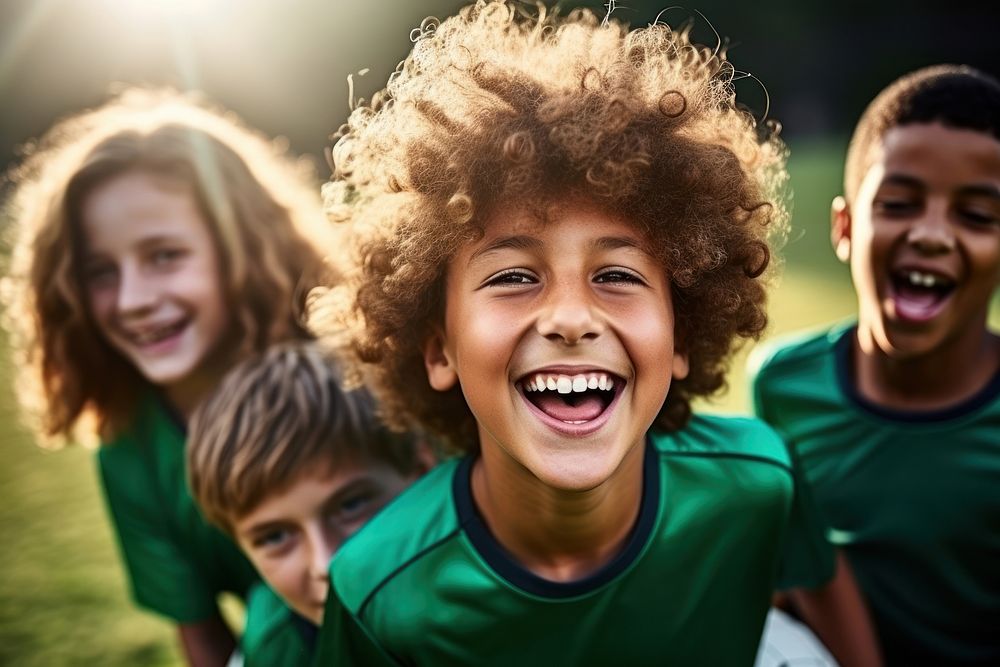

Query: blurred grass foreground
0,141,996,665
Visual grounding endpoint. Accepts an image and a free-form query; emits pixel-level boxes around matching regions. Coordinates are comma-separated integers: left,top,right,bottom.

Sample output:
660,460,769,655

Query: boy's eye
483,269,537,288
335,493,377,523
873,198,920,216
252,527,292,550
958,206,1000,228
594,267,645,285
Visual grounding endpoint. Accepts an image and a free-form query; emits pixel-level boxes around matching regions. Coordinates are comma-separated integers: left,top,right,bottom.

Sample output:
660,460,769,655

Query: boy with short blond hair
751,65,1000,664
187,341,431,666
313,2,869,664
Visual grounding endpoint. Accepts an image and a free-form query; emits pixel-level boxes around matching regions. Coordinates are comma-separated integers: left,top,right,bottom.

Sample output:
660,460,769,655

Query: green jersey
750,323,1000,665
98,394,258,622
315,415,833,666
242,583,316,667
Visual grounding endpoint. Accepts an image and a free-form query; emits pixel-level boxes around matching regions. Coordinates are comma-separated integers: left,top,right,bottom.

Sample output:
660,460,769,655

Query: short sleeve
97,448,218,622
242,584,313,667
313,583,401,667
774,443,835,590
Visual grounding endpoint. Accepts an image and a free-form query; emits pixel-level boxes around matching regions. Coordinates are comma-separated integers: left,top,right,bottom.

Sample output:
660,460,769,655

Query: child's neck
854,323,1000,411
162,355,237,421
470,440,645,583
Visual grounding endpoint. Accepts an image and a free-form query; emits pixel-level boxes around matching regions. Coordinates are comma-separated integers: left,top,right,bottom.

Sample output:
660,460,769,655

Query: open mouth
889,269,956,322
127,319,188,347
516,371,623,429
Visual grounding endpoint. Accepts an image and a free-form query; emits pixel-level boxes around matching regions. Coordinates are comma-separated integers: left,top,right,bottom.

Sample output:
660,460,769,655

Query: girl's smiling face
81,170,232,397
424,199,688,492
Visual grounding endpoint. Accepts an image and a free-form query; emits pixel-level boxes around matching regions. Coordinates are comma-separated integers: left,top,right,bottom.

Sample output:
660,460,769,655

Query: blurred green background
1,0,998,664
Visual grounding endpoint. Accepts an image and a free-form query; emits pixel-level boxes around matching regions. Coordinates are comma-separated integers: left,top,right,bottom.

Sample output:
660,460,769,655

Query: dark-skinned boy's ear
423,331,458,392
831,195,852,263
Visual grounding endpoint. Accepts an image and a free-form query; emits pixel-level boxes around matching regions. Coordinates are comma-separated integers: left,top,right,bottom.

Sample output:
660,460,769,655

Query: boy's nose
307,527,337,581
907,209,956,255
535,283,605,345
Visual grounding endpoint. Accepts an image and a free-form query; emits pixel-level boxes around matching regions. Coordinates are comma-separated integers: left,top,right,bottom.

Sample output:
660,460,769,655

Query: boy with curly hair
750,65,1000,664
314,2,871,663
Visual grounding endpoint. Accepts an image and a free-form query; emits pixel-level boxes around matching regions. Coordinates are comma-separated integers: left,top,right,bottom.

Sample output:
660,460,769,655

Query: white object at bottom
754,607,839,667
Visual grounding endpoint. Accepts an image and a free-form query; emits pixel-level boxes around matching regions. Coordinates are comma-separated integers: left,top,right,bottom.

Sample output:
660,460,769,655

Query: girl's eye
150,247,186,266
483,269,537,288
85,263,118,287
594,268,644,285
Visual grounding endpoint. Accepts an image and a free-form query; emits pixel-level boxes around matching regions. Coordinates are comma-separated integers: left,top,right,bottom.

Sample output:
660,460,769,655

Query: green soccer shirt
750,323,1000,665
98,394,258,622
242,583,316,667
314,414,833,666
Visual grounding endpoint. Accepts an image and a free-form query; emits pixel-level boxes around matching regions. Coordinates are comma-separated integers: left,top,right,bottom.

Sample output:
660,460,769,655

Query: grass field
0,140,995,665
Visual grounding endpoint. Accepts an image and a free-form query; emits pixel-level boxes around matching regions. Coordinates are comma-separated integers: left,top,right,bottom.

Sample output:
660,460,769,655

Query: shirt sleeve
313,585,401,667
97,447,219,623
774,443,836,590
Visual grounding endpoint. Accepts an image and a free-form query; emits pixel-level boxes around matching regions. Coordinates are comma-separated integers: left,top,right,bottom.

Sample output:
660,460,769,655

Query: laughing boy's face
424,198,688,491
834,123,1000,360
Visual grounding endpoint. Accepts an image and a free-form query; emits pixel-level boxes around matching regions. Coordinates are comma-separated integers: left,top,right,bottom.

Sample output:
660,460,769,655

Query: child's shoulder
243,582,312,666
650,413,791,471
747,321,853,385
97,393,180,464
330,458,463,614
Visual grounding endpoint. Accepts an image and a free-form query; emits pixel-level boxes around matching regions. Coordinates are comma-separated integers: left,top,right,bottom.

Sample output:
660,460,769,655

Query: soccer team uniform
97,394,258,622
241,583,316,666
750,323,1000,665
315,414,834,666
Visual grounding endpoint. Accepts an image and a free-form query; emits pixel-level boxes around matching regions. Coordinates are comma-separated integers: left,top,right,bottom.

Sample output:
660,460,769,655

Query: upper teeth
907,271,945,288
523,373,615,393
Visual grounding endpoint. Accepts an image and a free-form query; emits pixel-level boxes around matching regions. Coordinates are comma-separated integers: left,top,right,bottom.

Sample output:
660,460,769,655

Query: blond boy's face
833,123,1000,359
425,198,688,491
233,457,417,624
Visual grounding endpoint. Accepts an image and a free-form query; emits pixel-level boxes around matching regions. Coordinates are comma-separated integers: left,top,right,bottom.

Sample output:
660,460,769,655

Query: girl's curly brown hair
318,1,788,451
3,88,337,445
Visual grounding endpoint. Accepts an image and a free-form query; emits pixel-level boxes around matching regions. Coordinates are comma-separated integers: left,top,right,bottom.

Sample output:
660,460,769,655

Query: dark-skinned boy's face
833,123,1000,359
424,198,688,491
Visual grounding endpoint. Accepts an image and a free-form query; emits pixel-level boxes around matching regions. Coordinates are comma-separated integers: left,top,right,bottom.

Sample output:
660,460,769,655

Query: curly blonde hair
3,88,336,444
319,1,788,450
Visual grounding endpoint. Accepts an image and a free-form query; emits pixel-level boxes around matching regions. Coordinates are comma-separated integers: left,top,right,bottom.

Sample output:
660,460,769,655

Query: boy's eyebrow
958,184,1000,201
468,235,543,263
881,174,1000,201
880,174,926,190
469,234,647,264
239,519,286,541
592,236,647,253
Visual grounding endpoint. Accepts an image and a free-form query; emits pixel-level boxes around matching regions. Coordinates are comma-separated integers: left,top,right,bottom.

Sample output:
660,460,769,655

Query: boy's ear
671,329,690,381
423,330,458,392
831,195,852,263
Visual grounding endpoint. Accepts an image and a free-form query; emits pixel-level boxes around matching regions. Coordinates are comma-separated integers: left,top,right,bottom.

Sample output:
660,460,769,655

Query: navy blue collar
834,326,1000,423
453,437,659,599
